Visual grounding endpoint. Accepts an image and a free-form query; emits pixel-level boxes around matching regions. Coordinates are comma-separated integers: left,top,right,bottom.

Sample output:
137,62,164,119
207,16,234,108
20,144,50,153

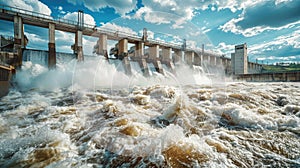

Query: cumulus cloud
25,33,47,43
186,40,197,49
256,55,300,63
130,1,197,28
215,27,300,62
82,36,98,55
237,1,300,29
54,30,77,53
215,42,235,56
101,23,137,35
0,0,51,15
128,0,267,29
219,1,300,37
220,18,300,37
248,29,300,59
57,6,66,14
138,29,154,39
208,0,265,13
55,31,98,55
67,0,137,16
63,12,96,26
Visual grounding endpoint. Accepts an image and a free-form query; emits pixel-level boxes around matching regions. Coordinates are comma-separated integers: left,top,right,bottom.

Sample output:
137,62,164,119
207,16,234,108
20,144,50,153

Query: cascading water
0,52,300,167
23,49,76,66
23,49,48,65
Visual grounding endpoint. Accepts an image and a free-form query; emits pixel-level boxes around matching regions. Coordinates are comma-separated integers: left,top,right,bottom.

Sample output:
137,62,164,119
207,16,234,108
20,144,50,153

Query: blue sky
0,0,299,64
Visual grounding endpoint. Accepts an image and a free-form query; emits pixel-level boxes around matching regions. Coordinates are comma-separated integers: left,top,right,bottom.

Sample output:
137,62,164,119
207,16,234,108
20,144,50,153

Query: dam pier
0,5,299,97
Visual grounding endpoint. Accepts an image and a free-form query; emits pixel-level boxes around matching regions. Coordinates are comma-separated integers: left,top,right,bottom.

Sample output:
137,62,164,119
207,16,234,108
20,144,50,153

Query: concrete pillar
149,44,159,60
48,22,56,69
220,58,224,66
282,73,286,81
75,30,84,61
13,15,24,68
138,58,150,77
118,38,128,59
162,47,171,62
146,45,164,75
216,57,222,66
13,16,24,47
97,34,107,57
184,51,194,65
202,55,209,64
210,56,216,66
259,65,262,71
153,60,164,75
122,57,132,75
193,53,201,65
173,50,182,63
135,41,144,57
166,61,176,74
231,53,235,74
142,28,148,42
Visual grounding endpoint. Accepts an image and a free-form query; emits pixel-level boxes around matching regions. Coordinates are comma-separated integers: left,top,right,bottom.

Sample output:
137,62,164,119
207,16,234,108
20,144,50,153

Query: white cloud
57,6,66,14
249,29,300,55
211,0,265,12
82,36,98,55
215,42,235,54
257,55,300,63
214,28,300,62
139,29,154,39
25,33,47,43
275,0,293,5
55,30,98,55
55,31,74,53
124,0,268,30
220,18,300,37
186,40,197,49
55,31,74,42
0,0,51,15
171,18,186,29
201,27,211,34
67,0,137,16
219,1,300,37
129,0,266,28
102,23,137,35
63,12,96,26
275,29,300,48
130,1,195,27
130,7,171,25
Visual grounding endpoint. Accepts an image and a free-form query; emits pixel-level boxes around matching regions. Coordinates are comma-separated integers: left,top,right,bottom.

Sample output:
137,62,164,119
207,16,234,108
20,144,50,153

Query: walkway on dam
0,5,192,51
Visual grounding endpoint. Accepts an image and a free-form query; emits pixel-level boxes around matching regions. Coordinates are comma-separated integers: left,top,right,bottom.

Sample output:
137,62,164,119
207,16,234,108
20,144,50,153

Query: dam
0,5,298,97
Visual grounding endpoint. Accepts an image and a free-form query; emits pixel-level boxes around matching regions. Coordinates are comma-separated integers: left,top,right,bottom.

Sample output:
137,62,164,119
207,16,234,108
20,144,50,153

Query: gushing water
0,56,300,167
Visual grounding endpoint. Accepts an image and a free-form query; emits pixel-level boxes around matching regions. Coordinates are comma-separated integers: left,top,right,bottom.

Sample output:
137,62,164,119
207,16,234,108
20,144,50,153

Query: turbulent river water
0,57,300,167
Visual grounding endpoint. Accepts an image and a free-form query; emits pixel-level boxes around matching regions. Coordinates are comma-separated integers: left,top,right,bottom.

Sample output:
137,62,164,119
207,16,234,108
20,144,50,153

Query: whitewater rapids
0,58,299,167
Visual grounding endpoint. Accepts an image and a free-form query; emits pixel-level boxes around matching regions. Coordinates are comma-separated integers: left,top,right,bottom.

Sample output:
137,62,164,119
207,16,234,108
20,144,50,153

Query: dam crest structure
1,5,298,97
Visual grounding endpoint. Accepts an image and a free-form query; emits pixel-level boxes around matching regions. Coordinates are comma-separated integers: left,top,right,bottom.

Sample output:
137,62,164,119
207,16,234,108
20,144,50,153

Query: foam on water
1,56,300,167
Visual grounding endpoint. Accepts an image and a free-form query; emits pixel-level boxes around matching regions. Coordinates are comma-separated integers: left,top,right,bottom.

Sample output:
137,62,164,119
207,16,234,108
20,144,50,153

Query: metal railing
0,5,183,47
0,5,224,57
